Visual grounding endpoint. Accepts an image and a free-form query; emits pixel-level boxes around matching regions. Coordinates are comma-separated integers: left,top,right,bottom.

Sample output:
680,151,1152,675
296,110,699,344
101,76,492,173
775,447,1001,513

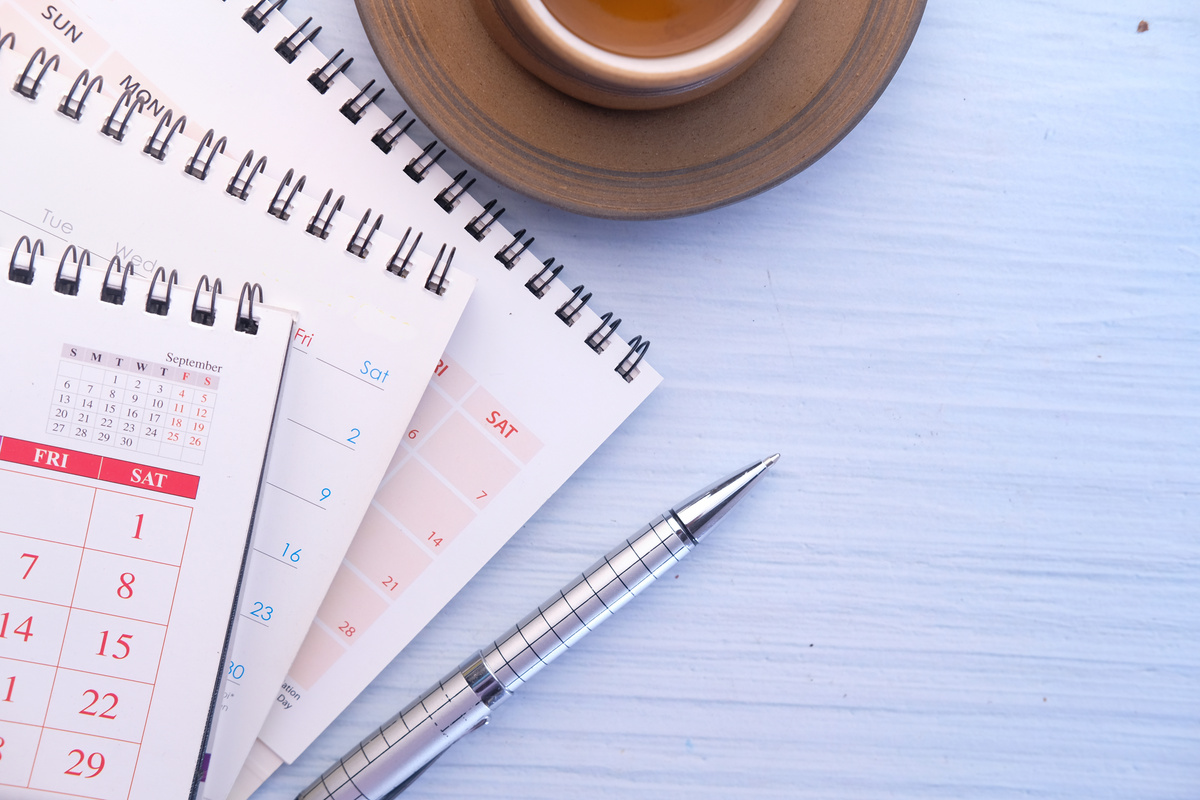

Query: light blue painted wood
252,1,1200,797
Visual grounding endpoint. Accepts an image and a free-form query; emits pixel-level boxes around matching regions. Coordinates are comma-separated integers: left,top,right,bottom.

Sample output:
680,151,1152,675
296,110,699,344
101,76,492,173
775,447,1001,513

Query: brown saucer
355,0,926,219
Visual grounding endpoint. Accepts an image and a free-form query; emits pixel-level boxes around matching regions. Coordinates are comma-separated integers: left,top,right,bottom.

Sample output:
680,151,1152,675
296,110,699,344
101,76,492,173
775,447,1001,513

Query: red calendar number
19,553,38,579
427,532,443,548
3,674,13,702
116,573,136,599
0,612,34,642
64,749,105,778
96,631,132,660
434,359,448,377
337,621,356,637
79,689,119,719
381,576,399,592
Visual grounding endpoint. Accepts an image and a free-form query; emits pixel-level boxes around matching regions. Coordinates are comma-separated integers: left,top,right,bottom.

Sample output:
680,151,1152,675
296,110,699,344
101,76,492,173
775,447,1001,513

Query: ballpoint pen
297,454,779,800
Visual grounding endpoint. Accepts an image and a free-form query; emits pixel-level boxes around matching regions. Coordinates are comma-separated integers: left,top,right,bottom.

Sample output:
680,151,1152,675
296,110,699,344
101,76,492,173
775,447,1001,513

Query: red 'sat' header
0,436,199,499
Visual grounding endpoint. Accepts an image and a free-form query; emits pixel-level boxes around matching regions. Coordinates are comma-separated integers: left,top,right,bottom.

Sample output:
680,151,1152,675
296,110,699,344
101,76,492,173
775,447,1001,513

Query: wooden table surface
252,1,1199,797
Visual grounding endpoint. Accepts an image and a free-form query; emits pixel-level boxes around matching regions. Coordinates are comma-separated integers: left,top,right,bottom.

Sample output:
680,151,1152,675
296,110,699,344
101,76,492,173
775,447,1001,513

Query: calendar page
0,244,293,800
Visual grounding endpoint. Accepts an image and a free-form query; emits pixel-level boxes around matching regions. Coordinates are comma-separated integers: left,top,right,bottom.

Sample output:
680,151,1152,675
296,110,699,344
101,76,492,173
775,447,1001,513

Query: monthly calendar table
49,346,219,465
0,438,197,798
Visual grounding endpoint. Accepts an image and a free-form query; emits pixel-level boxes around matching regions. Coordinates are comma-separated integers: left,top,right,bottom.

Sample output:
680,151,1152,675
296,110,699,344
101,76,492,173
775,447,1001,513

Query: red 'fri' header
0,436,200,499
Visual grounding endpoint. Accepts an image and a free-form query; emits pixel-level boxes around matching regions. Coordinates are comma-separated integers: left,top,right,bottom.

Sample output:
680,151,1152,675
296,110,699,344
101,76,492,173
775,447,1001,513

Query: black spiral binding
386,228,422,278
243,0,288,32
347,210,383,259
466,200,505,241
371,111,412,154
14,47,57,100
555,285,592,327
425,246,453,296
100,256,129,305
585,312,620,353
17,26,649,374
308,48,352,94
616,336,649,382
525,259,562,299
101,89,144,142
404,141,445,183
8,236,41,284
232,9,652,379
495,229,533,270
192,276,222,326
58,68,102,120
236,282,264,334
145,268,178,316
6,238,257,334
435,170,475,213
268,168,306,220
144,110,187,161
275,15,320,62
55,246,89,296
185,129,227,181
306,189,345,240
227,150,268,200
340,79,384,124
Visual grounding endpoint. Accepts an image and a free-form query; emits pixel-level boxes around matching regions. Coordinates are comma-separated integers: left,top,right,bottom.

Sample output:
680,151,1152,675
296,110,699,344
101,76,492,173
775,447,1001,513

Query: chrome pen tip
671,453,779,544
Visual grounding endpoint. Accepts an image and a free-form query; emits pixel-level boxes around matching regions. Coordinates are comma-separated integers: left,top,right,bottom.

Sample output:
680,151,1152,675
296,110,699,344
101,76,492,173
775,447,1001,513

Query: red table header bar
0,436,199,499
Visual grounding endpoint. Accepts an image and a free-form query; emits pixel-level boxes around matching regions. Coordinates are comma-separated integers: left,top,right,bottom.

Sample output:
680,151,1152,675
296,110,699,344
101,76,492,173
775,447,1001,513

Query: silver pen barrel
295,455,777,800
481,511,694,691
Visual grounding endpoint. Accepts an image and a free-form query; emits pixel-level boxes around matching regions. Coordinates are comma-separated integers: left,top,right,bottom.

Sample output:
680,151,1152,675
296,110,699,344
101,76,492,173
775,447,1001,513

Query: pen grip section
296,661,491,800
482,514,693,690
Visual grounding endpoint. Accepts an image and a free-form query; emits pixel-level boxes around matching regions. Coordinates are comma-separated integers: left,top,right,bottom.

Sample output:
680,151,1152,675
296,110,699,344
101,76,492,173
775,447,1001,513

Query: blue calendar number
282,542,302,563
347,428,360,444
319,488,331,502
250,602,273,621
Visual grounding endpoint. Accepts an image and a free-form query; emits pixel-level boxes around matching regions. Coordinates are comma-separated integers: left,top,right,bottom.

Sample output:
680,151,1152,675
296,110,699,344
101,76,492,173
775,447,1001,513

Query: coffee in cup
472,0,800,109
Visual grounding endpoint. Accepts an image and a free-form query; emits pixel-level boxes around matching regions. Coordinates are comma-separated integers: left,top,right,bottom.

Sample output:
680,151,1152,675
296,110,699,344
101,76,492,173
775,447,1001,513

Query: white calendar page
45,4,662,796
0,23,476,800
0,239,293,800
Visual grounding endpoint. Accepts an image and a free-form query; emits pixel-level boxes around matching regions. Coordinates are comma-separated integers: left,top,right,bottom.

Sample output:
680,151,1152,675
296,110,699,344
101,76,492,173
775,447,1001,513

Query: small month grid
285,355,544,689
49,346,220,466
0,437,197,799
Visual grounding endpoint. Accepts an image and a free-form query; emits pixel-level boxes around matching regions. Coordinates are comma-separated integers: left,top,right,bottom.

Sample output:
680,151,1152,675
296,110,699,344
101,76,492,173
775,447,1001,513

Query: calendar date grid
48,345,220,466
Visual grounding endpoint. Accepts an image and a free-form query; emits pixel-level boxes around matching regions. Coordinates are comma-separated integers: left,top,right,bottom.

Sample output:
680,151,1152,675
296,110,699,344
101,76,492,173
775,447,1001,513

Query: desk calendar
0,20,475,800
0,243,294,800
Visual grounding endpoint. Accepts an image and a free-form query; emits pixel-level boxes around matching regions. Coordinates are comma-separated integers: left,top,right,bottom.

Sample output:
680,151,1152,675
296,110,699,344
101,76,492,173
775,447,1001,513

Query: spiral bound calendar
0,231,294,800
0,15,478,799
39,3,665,796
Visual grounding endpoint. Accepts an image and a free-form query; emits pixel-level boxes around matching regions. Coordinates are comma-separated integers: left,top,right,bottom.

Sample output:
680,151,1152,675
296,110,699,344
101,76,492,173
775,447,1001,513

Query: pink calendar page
0,247,293,800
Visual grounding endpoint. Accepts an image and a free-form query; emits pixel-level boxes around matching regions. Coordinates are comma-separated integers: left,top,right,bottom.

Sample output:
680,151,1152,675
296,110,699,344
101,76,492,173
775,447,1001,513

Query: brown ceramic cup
471,0,801,110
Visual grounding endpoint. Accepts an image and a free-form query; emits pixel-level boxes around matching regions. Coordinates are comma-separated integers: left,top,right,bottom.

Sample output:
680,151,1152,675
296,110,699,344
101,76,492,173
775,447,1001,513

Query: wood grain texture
252,0,1199,797
353,0,926,218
